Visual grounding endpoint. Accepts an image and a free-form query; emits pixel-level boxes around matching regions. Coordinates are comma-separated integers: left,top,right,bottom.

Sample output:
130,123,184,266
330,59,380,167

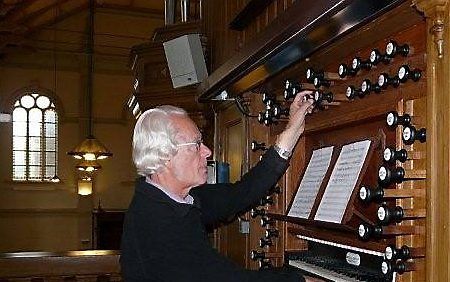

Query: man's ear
164,159,172,170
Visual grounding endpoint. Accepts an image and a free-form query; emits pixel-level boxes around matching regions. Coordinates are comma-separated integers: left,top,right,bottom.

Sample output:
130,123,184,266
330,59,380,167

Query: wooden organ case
200,0,450,281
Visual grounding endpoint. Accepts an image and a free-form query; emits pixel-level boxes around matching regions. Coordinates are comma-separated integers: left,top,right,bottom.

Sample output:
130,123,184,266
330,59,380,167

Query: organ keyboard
286,237,392,282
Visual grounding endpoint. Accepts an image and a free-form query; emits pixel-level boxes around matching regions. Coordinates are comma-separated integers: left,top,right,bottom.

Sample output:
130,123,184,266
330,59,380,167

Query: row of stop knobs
262,62,421,126
357,110,425,277
250,188,281,269
358,111,426,239
338,40,411,78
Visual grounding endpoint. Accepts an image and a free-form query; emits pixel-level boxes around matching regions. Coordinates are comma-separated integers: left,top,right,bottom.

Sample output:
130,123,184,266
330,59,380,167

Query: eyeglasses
176,139,203,151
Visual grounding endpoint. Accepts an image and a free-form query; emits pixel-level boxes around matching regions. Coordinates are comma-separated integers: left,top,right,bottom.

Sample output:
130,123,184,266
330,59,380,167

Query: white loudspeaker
163,33,208,88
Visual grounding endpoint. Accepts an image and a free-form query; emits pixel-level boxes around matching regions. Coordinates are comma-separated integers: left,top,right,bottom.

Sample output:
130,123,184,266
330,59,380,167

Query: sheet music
314,140,372,223
287,146,334,219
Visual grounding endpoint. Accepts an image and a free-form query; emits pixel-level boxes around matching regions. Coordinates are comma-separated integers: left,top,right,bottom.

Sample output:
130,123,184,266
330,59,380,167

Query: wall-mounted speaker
163,33,208,88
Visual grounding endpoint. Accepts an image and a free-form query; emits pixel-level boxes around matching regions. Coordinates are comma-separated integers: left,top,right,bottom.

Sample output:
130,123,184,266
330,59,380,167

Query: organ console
199,1,440,280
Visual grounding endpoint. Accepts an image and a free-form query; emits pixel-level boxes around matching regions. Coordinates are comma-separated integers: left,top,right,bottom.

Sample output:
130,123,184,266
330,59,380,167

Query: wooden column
413,1,450,281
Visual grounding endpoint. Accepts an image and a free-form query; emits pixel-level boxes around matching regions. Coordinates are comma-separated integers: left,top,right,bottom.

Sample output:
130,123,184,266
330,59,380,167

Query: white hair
132,105,187,176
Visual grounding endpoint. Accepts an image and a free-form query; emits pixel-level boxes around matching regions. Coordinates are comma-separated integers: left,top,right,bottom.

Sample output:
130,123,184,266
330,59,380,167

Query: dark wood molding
198,0,406,102
229,0,274,31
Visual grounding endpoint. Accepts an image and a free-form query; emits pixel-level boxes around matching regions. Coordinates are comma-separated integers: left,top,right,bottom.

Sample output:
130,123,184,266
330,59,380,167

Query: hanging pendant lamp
68,0,112,163
76,159,102,172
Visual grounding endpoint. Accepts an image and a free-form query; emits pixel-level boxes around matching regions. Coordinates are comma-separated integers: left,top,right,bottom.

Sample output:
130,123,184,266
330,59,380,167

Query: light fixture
67,0,112,163
78,176,93,196
68,136,112,160
50,175,61,183
76,160,101,172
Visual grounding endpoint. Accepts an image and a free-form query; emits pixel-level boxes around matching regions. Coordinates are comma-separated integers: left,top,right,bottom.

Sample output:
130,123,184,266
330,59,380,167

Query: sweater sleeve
190,147,289,225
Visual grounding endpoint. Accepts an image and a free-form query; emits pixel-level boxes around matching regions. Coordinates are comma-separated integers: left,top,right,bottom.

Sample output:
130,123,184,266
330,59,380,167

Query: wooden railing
0,250,121,282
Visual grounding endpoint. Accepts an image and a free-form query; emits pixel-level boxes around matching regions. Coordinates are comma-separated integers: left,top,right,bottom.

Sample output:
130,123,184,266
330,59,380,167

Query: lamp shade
76,159,102,172
78,178,93,196
68,135,113,160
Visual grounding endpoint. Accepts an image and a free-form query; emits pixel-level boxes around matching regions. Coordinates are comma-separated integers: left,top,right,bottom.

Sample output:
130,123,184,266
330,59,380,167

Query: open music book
287,146,334,219
315,140,371,223
287,140,372,223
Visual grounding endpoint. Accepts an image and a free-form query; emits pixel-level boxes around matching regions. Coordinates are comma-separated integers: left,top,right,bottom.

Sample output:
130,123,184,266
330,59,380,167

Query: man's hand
276,90,314,152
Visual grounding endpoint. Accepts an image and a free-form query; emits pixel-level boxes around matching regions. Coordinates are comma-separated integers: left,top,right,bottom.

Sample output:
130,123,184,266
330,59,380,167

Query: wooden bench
0,250,121,282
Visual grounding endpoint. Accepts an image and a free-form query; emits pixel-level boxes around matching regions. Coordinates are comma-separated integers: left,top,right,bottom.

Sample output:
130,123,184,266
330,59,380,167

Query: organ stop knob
383,147,408,163
378,73,400,89
378,165,405,186
385,40,410,58
369,48,388,65
251,141,266,152
352,57,372,72
386,111,411,128
338,63,356,78
398,65,421,83
402,125,426,145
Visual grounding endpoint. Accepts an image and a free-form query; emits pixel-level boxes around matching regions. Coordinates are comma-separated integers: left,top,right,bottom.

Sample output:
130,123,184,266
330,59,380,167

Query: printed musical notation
314,140,372,223
287,146,334,219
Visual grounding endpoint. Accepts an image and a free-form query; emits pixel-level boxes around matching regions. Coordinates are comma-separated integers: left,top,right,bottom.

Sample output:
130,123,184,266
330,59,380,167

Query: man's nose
201,143,212,158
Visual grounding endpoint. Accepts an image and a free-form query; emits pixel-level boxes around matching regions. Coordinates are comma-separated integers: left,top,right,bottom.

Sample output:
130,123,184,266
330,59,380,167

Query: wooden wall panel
203,0,292,72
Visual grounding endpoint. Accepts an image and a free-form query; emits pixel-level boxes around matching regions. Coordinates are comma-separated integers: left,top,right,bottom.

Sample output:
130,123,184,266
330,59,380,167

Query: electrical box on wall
163,33,208,88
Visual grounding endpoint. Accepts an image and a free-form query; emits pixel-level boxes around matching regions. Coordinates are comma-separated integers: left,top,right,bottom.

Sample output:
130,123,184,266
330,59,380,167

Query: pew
0,250,121,282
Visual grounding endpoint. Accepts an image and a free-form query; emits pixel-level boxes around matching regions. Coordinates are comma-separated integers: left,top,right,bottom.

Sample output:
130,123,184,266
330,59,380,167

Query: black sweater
120,148,304,282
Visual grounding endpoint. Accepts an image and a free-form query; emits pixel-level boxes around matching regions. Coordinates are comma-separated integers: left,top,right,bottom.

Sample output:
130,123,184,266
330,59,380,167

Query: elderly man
121,91,320,281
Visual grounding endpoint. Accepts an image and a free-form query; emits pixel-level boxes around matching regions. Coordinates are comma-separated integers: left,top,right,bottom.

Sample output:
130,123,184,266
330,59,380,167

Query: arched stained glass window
12,93,58,181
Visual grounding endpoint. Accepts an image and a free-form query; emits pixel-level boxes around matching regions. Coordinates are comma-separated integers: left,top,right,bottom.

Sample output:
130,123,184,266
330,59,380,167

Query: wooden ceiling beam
0,4,88,51
19,0,73,25
96,4,164,19
0,0,33,20
25,3,88,37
